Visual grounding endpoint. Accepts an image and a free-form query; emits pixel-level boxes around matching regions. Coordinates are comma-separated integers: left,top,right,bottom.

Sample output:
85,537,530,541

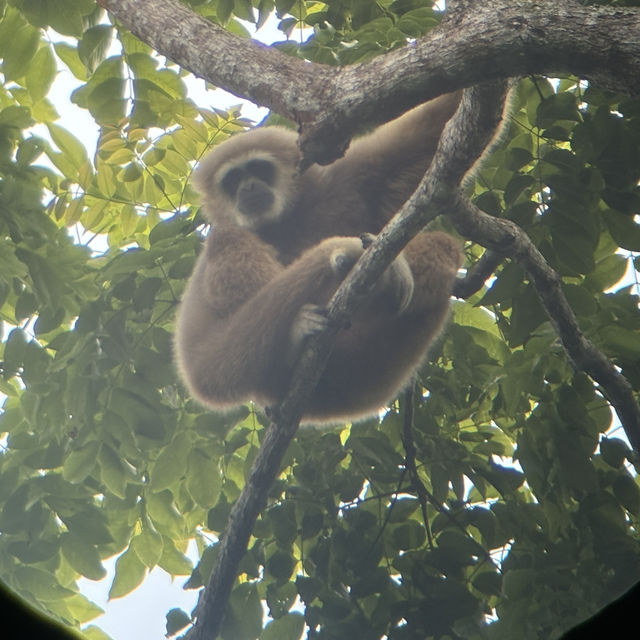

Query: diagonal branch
453,249,504,299
447,196,640,453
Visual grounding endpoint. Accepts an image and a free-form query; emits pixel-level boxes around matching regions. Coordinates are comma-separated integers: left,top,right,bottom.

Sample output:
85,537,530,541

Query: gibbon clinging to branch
175,92,463,424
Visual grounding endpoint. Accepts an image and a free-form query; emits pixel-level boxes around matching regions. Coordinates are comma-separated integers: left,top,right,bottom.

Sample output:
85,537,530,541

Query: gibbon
175,92,463,424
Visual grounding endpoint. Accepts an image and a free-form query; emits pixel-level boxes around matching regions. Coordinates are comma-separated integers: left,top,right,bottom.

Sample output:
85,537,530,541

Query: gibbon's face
219,154,278,220
194,128,301,230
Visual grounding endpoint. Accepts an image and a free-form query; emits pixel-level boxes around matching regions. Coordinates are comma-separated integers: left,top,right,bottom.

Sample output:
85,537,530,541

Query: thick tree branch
97,0,334,117
100,0,640,164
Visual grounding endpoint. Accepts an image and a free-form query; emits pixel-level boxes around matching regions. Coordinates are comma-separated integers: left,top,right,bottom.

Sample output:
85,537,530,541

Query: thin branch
400,384,434,549
447,196,640,453
453,250,505,299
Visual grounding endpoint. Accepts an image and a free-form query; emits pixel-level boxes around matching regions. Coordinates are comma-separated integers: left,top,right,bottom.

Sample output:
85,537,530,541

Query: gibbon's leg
175,226,285,407
321,92,463,230
304,231,462,423
177,234,403,411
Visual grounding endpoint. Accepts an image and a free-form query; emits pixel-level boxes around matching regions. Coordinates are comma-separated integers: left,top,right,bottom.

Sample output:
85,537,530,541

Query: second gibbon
175,92,463,424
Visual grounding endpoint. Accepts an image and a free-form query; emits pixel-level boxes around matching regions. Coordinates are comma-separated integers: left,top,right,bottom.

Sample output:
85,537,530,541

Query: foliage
0,1,639,639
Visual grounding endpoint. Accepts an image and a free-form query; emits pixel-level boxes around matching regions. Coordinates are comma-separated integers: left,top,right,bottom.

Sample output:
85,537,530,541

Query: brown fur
175,93,463,424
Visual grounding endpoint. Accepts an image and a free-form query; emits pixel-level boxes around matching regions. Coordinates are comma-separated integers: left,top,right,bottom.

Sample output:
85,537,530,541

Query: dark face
221,158,277,217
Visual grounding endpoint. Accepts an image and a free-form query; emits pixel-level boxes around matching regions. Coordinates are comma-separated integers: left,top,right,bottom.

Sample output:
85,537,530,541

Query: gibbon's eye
246,159,276,185
221,167,243,196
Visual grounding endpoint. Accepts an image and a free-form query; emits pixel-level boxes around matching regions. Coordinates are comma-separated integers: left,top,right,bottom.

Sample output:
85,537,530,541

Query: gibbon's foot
288,304,330,363
359,232,414,313
360,232,376,249
383,253,414,315
329,243,364,279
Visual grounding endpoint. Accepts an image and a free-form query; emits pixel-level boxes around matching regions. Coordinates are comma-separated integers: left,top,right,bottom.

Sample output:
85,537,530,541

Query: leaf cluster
0,3,639,640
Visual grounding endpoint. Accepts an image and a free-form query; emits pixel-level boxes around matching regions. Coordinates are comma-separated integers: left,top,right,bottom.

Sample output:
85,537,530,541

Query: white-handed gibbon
175,92,463,424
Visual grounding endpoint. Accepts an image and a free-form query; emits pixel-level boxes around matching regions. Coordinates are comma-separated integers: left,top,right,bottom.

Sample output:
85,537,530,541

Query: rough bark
99,0,640,165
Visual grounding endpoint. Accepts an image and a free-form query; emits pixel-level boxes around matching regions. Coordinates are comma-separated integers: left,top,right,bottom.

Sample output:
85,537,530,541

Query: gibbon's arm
176,233,373,409
320,92,462,226
175,226,284,406
199,226,282,317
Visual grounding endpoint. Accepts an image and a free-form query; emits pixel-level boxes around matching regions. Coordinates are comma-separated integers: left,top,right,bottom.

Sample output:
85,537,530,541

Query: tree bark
99,0,640,165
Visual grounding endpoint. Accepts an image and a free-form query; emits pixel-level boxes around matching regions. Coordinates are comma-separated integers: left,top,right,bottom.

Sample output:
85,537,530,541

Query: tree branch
447,196,640,453
100,0,640,165
453,249,504,299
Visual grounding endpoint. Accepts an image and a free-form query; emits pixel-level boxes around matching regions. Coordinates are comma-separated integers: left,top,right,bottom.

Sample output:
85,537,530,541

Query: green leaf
61,532,107,580
612,475,640,515
600,326,640,359
261,613,305,640
78,25,113,72
166,608,192,636
217,0,235,23
46,123,89,170
150,433,191,491
63,593,104,625
54,42,87,81
60,510,114,546
108,387,165,440
109,549,147,599
131,523,163,568
98,444,130,499
390,521,426,550
14,566,75,601
584,254,628,292
158,539,193,575
221,583,263,640
387,497,420,523
266,549,295,581
3,328,27,379
186,449,222,509
83,625,113,640
0,12,40,80
472,570,502,596
604,209,640,251
26,45,57,101
536,92,580,128
599,437,631,469
63,441,100,483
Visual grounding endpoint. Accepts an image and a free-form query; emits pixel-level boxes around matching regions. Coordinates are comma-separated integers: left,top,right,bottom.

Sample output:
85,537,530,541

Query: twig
400,384,433,549
453,249,504,299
